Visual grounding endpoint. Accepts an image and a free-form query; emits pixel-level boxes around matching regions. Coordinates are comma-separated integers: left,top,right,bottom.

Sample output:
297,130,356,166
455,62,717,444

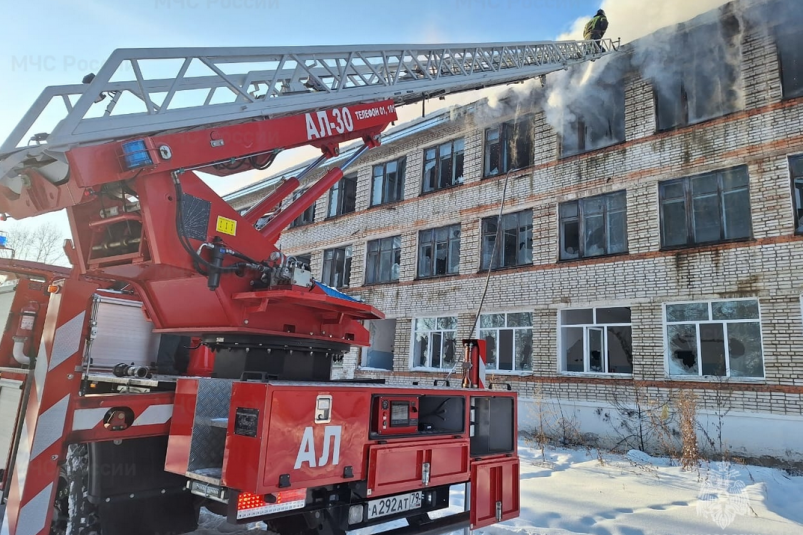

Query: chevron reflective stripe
71,404,174,431
133,404,173,426
4,309,86,535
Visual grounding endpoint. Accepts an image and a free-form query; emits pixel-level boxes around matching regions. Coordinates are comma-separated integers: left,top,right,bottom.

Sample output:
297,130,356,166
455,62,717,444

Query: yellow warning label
216,216,237,236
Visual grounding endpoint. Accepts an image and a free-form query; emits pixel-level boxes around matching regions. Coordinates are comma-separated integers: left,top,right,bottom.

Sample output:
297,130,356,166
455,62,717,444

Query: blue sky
0,0,602,241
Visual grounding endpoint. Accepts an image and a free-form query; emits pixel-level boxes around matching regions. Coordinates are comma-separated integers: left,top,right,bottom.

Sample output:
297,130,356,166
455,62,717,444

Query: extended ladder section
0,39,618,167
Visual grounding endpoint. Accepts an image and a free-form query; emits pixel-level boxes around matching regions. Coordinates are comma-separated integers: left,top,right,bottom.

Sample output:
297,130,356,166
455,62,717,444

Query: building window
659,166,751,249
777,25,803,99
561,308,632,374
561,86,625,157
481,210,532,270
365,236,401,284
290,189,315,227
293,253,311,269
412,316,458,369
321,246,352,288
371,158,406,206
484,117,533,177
423,139,465,193
560,191,627,260
665,300,764,378
418,225,460,278
791,155,803,234
327,174,357,218
653,17,742,131
478,312,532,372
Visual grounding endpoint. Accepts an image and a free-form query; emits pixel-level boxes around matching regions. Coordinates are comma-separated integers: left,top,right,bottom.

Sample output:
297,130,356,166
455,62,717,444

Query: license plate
367,491,422,520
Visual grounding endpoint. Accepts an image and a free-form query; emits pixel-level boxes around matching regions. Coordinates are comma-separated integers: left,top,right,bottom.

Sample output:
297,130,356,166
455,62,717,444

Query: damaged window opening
483,116,534,177
418,224,460,278
665,300,764,378
371,157,406,206
289,188,315,227
423,139,465,193
412,316,458,369
365,236,401,284
560,191,628,260
790,156,803,234
478,312,533,372
561,307,633,375
560,86,625,157
776,23,803,99
321,246,352,289
291,253,311,270
480,210,533,270
327,173,357,218
653,16,743,131
659,166,752,249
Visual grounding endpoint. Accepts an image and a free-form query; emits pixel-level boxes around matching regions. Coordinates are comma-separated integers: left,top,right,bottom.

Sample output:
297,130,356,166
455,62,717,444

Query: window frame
410,315,459,370
289,188,316,228
560,84,626,157
559,190,628,261
422,139,465,194
558,307,633,376
321,245,353,288
364,236,402,285
658,166,752,250
483,116,534,178
776,24,803,100
417,224,461,279
480,210,533,271
662,298,766,380
789,154,803,234
476,311,533,374
371,157,406,207
327,174,357,219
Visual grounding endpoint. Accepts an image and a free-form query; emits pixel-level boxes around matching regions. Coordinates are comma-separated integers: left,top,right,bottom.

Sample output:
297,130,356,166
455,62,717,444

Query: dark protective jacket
583,14,609,39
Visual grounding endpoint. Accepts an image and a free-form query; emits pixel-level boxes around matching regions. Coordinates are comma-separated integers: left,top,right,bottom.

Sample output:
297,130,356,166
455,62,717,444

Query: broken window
561,86,625,157
560,191,627,260
412,316,458,369
327,174,357,218
790,156,803,234
365,236,401,284
483,117,534,177
362,319,395,370
480,210,533,270
665,300,764,378
418,224,460,278
561,307,632,374
653,16,743,131
321,246,352,288
478,312,532,372
289,188,315,227
292,253,311,270
659,166,751,248
423,139,465,193
776,21,803,99
371,158,406,206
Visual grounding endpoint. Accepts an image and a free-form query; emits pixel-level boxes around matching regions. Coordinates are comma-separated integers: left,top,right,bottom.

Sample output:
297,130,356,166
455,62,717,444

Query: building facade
226,0,803,461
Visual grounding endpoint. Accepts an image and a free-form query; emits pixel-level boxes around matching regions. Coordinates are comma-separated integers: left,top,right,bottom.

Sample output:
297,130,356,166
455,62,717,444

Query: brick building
226,0,803,460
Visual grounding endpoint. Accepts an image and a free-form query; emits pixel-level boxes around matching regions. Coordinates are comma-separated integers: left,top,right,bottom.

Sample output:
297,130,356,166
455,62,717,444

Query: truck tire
267,511,345,535
52,444,101,535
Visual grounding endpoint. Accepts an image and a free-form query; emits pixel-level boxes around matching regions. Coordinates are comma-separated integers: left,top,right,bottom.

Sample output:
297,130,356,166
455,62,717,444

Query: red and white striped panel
2,281,96,535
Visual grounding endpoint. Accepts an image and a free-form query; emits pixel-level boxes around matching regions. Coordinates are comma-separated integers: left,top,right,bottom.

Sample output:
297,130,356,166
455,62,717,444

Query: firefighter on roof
583,9,609,41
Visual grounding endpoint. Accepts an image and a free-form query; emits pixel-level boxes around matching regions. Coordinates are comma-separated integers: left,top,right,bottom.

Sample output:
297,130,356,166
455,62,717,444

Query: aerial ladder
0,38,618,535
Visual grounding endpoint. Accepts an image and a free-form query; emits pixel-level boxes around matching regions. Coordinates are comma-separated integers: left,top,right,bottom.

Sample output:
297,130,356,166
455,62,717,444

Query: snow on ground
191,441,803,535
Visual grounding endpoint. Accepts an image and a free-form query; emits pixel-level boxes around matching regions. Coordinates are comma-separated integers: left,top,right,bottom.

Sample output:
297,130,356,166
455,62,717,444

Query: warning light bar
236,489,307,520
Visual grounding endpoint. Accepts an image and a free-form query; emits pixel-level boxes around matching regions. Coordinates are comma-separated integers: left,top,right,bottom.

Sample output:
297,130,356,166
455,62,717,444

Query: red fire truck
0,39,616,535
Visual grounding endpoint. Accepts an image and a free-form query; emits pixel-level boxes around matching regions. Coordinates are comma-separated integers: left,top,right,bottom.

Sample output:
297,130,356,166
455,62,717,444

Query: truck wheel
51,444,101,535
267,512,345,535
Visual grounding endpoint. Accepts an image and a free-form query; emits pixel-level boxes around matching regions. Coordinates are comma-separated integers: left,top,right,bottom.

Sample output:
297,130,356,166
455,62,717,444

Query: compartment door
367,440,469,497
470,457,520,529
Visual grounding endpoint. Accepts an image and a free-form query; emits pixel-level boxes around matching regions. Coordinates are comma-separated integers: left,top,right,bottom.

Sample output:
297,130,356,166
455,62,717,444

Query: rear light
236,489,307,520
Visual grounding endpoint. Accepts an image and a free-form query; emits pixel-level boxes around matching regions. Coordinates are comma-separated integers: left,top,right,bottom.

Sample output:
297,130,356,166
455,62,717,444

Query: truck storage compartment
367,440,469,497
417,395,465,434
370,394,465,438
470,457,520,529
470,395,515,457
